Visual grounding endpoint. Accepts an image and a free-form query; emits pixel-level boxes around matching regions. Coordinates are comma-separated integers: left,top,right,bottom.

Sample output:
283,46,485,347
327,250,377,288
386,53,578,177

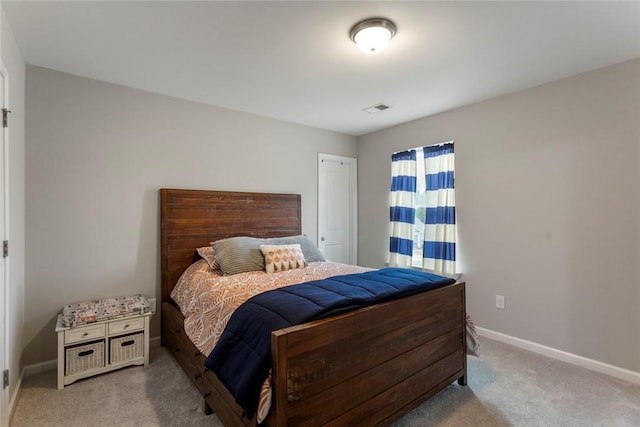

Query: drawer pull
124,324,130,328
78,349,94,357
82,332,89,336
121,340,135,347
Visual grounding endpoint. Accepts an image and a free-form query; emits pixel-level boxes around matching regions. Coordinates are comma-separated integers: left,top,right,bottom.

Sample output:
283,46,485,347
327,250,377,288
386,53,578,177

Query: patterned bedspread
171,260,371,358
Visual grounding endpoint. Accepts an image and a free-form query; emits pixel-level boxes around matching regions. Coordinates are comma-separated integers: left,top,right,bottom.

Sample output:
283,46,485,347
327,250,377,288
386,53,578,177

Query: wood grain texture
159,188,467,426
160,188,301,302
271,283,465,426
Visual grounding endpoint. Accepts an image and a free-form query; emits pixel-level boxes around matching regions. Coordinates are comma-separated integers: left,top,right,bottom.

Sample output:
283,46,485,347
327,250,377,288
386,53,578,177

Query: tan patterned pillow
196,246,220,271
260,244,306,274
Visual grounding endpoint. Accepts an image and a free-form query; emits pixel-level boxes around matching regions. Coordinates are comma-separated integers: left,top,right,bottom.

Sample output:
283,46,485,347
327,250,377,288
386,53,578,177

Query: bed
160,188,467,426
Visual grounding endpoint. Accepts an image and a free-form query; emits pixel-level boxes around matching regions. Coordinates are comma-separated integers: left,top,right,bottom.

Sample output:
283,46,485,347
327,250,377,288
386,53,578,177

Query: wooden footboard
162,281,466,427
269,282,466,426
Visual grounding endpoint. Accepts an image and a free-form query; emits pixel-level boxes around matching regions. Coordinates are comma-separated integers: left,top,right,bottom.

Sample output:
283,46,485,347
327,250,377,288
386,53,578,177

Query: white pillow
259,244,306,274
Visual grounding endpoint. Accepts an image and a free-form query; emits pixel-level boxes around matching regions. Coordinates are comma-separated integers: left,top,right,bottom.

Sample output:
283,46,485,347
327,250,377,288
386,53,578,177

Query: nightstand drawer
108,317,144,335
66,340,105,375
110,333,144,364
65,324,106,344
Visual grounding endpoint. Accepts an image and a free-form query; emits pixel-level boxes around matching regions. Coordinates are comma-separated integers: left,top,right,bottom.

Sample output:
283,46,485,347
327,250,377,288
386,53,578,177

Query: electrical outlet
148,298,157,314
496,295,505,310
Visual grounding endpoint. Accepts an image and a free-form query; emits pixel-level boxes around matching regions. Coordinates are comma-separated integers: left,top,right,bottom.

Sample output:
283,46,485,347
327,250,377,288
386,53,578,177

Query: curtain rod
392,140,454,156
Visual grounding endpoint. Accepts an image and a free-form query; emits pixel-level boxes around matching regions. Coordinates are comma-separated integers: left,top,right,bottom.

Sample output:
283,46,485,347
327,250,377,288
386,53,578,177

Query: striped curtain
421,143,457,275
389,149,417,268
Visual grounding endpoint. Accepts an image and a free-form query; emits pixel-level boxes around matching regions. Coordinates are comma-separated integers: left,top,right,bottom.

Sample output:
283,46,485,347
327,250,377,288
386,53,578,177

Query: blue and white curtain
389,143,457,276
389,149,417,268
421,143,456,275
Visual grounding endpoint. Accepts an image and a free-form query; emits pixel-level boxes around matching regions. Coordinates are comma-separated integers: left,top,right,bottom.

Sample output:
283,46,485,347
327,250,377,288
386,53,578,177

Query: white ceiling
4,1,640,136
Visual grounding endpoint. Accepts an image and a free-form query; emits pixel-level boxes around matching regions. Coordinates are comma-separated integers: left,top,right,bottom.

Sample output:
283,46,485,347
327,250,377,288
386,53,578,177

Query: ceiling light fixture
349,18,397,54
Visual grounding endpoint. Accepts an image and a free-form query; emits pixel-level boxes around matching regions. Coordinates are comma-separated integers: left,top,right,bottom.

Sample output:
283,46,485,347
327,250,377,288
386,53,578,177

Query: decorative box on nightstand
55,310,151,389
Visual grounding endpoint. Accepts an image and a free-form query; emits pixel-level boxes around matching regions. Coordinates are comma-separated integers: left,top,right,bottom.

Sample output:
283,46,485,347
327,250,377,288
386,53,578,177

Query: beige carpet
10,338,640,426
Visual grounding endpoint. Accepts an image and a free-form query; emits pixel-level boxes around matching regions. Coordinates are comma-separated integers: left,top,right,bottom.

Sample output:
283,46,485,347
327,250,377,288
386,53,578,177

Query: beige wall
24,66,357,365
357,58,640,372
1,3,26,410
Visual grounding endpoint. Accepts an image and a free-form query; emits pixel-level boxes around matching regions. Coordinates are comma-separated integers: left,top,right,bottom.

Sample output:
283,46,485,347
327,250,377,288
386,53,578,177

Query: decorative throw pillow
196,246,220,271
263,235,326,263
211,236,265,275
260,244,306,274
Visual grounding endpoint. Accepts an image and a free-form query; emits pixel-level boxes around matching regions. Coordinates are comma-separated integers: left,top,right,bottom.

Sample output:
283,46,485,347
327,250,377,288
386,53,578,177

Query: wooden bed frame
160,188,467,426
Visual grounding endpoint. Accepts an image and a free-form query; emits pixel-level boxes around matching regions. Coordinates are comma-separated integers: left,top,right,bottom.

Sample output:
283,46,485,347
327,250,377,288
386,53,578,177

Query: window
413,184,427,265
389,142,457,276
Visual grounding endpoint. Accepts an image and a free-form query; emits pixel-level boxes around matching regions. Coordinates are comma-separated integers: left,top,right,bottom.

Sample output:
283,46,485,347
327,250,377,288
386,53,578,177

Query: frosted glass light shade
350,18,397,54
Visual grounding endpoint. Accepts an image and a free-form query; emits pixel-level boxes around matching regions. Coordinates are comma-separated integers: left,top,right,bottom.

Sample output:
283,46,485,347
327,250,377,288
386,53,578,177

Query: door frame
0,60,8,427
318,153,357,264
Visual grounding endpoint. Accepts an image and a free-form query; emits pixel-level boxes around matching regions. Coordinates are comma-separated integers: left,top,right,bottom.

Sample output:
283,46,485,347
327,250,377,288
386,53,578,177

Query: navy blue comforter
203,267,455,418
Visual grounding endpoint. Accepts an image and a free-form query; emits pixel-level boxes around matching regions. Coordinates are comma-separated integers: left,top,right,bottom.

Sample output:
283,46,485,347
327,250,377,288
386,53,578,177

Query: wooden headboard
160,189,302,302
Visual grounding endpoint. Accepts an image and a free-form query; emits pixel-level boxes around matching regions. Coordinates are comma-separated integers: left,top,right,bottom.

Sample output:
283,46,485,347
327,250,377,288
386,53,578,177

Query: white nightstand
55,312,151,389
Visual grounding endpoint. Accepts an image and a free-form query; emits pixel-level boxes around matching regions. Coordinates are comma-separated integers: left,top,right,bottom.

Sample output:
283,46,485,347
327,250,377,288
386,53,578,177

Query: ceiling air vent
363,103,391,114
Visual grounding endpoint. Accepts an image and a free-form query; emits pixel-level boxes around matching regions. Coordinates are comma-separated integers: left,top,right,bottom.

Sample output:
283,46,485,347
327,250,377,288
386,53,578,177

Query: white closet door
318,154,357,264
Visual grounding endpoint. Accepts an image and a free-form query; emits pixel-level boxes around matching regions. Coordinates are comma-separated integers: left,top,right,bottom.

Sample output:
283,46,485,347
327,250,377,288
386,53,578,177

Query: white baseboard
150,336,161,348
477,326,640,385
24,359,56,377
8,369,24,424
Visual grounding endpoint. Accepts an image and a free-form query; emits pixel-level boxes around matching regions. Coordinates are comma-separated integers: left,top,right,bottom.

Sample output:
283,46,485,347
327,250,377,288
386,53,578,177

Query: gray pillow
211,236,265,276
211,235,326,275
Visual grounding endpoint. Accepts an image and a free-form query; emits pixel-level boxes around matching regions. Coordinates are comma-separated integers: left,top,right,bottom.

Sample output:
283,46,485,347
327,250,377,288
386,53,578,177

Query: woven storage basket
110,332,144,364
66,341,105,375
